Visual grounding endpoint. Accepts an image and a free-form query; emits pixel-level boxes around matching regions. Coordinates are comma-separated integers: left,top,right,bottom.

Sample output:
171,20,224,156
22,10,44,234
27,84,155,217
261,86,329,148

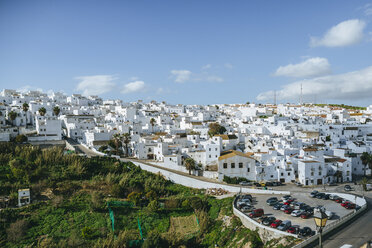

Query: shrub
6,219,29,242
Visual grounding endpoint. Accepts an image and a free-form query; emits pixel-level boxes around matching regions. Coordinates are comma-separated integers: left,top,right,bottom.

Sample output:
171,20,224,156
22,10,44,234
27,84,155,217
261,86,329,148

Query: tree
15,134,27,143
150,118,156,133
8,111,17,124
22,103,29,112
208,122,226,137
112,133,122,155
121,133,131,157
6,219,29,242
185,157,195,175
53,106,60,116
361,152,371,177
143,231,168,248
38,107,46,116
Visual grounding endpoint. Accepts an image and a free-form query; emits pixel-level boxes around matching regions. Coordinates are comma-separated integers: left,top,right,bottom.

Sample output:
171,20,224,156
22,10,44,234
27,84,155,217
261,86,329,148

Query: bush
6,219,29,242
15,134,28,143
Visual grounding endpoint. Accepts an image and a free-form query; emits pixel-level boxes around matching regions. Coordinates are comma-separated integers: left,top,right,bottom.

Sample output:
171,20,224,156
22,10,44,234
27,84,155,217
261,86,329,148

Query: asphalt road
322,195,372,248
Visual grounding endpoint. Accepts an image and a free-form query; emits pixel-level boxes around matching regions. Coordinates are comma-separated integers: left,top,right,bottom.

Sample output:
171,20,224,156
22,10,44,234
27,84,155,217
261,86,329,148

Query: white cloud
121,80,146,94
205,75,224,83
310,19,366,47
274,57,331,78
17,85,44,93
364,3,372,16
170,70,192,83
224,63,233,69
201,64,212,70
76,75,116,96
257,66,372,102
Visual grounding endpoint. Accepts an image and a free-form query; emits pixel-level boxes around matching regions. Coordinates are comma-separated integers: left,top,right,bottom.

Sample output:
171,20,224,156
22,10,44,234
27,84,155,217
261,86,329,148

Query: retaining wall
131,160,290,194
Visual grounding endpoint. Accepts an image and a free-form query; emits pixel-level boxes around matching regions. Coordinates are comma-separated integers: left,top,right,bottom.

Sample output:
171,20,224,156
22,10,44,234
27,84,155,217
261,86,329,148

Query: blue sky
1,0,372,105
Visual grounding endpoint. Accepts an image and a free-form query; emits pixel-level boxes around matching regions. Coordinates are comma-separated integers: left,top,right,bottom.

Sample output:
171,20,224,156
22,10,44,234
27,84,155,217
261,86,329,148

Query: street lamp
314,210,328,248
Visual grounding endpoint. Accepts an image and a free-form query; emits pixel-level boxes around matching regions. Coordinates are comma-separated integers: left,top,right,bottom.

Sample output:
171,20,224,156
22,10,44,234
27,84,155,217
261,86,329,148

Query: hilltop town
1,88,372,186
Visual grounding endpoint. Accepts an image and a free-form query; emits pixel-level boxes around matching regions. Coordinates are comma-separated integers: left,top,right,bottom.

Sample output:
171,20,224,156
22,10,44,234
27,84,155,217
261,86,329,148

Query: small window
231,163,235,168
247,167,250,172
239,162,243,168
281,173,283,176
223,163,227,169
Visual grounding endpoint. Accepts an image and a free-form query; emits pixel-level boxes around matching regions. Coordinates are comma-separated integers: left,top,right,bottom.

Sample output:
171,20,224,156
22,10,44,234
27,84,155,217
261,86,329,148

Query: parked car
327,182,338,186
241,194,253,201
314,206,326,213
325,211,335,219
239,181,252,186
284,208,293,214
341,201,352,207
345,203,356,209
277,220,291,231
249,209,264,218
293,202,306,210
291,210,303,217
316,193,325,199
241,205,254,212
344,185,352,191
287,226,300,234
310,190,318,198
281,205,292,211
284,199,294,205
262,216,276,226
266,182,273,186
295,182,302,187
300,211,313,219
254,183,261,187
270,219,282,228
281,195,292,201
322,194,330,200
267,198,278,206
299,227,313,237
272,181,283,186
273,203,284,210
335,198,344,203
329,194,338,200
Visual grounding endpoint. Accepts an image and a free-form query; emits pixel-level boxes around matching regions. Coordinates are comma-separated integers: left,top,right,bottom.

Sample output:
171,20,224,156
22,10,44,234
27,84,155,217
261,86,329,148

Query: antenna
300,84,303,106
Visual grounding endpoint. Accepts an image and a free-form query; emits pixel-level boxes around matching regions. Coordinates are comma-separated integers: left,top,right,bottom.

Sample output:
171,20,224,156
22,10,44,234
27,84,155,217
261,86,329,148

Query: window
271,175,273,178
288,172,290,176
239,162,243,168
209,148,211,151
209,155,211,158
281,173,283,176
231,163,235,168
223,163,227,169
311,172,314,176
247,167,250,172
215,148,217,151
318,171,321,176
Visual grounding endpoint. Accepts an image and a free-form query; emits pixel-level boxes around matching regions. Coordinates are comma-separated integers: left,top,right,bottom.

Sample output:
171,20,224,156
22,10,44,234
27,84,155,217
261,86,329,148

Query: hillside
0,143,287,248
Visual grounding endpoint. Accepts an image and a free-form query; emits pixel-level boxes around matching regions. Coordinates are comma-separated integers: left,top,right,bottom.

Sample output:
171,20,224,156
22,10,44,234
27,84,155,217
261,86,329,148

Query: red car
270,219,282,228
341,201,351,207
300,212,312,219
284,208,293,214
345,203,356,209
287,226,299,234
249,209,264,218
335,198,344,203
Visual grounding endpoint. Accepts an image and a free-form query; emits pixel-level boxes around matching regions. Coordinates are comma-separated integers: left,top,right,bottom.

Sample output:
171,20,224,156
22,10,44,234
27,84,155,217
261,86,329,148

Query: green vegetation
208,123,226,138
223,176,250,185
0,143,266,247
314,103,366,110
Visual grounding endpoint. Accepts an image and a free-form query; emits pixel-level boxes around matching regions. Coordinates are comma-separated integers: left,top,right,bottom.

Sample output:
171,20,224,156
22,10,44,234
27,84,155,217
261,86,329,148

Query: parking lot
238,191,353,231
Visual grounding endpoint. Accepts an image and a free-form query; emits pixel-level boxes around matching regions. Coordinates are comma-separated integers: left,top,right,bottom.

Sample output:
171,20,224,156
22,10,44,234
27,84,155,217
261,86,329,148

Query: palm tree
38,107,46,116
8,111,17,125
112,133,122,155
361,152,370,177
22,103,29,112
53,106,60,116
121,133,131,157
185,158,196,175
150,118,156,133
